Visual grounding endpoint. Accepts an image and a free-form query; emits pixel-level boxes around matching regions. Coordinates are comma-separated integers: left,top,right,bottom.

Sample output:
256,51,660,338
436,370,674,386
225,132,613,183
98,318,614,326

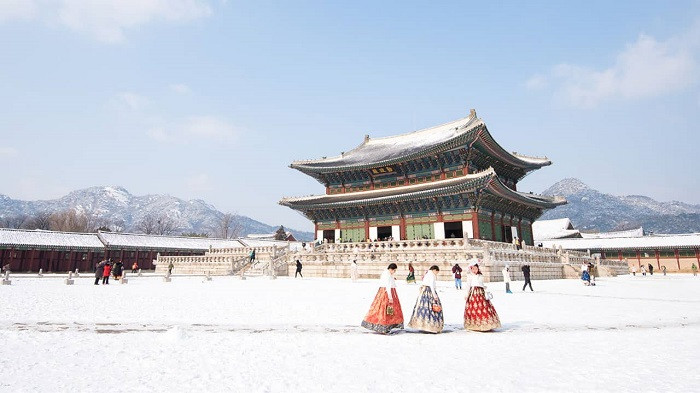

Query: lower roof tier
280,168,566,222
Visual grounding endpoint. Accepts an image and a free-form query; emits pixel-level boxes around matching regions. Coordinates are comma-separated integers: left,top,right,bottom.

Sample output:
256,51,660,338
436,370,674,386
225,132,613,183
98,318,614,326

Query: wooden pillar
9,247,15,271
655,250,660,270
472,211,480,239
29,249,38,272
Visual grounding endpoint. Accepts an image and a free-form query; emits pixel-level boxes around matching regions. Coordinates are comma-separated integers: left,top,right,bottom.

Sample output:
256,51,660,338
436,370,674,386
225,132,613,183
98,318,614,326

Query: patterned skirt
361,288,404,334
407,286,444,333
464,287,501,331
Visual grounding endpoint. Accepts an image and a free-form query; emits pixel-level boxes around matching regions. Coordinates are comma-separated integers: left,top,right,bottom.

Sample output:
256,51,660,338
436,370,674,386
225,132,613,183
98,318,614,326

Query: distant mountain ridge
541,178,700,233
0,186,314,241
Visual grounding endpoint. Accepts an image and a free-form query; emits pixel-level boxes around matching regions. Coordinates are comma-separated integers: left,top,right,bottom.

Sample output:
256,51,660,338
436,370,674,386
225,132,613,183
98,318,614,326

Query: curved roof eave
289,112,551,177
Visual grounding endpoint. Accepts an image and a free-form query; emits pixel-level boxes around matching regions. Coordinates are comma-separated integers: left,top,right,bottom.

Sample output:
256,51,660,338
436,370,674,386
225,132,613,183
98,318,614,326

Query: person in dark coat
113,261,124,280
295,259,303,278
94,260,106,285
521,264,533,291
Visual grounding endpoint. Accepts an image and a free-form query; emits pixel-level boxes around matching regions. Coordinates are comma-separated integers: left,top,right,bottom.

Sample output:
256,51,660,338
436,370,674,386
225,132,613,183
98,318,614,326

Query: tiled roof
97,232,246,250
290,110,550,174
542,233,700,250
280,168,565,210
0,229,104,249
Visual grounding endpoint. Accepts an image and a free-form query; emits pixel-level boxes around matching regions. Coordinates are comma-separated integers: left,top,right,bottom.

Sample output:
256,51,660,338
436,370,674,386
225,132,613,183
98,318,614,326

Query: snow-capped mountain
541,178,700,233
0,186,314,240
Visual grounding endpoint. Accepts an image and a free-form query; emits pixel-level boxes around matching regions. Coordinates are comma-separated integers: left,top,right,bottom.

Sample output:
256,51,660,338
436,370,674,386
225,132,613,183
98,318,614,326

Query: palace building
280,109,566,245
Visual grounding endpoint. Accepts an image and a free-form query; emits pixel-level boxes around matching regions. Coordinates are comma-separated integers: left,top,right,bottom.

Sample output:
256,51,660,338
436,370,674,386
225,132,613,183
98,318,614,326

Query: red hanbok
361,270,404,334
464,276,501,331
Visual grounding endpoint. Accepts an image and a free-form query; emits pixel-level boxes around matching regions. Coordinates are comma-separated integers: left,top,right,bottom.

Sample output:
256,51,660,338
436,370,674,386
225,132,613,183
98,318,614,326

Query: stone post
2,271,11,285
64,271,74,285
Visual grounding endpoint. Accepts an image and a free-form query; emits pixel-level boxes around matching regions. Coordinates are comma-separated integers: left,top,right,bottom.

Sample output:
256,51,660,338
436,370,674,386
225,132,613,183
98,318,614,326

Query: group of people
361,261,501,334
93,259,126,285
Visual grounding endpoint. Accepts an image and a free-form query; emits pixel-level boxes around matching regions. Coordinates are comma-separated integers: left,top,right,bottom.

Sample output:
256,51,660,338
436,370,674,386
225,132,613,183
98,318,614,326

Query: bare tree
136,212,178,235
213,212,244,239
22,211,52,230
155,215,178,235
0,214,28,229
49,210,90,232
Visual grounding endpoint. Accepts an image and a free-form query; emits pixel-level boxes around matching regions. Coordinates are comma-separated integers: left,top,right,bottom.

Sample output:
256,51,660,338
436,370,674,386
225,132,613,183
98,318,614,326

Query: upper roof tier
280,168,565,211
290,109,551,178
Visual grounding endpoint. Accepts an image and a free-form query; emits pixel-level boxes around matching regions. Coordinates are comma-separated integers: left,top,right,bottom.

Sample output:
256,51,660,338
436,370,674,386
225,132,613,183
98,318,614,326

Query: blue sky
1,0,699,231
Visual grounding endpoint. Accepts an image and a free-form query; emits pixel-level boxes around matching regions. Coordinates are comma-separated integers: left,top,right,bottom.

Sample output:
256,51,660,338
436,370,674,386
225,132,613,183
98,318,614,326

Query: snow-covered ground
1,273,699,392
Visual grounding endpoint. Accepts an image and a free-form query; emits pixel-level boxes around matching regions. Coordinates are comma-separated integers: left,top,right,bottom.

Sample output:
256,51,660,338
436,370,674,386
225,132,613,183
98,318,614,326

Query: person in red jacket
102,261,112,285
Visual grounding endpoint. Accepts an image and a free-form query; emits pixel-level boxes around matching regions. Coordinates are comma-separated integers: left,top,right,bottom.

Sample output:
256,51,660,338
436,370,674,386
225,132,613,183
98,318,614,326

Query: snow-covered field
1,273,699,392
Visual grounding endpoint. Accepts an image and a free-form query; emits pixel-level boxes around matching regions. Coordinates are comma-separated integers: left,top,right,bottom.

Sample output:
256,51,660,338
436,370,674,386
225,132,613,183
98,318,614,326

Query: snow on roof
97,232,246,250
291,110,551,173
0,228,104,249
533,218,581,241
542,233,700,251
580,227,644,239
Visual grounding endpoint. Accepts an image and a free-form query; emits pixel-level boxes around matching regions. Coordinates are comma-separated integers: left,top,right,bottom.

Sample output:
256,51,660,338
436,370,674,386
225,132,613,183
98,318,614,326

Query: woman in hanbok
464,260,501,331
361,263,404,334
407,265,444,333
406,263,415,284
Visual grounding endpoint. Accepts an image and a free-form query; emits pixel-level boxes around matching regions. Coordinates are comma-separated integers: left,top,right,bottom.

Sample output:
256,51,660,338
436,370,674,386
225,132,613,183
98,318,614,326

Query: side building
280,109,565,245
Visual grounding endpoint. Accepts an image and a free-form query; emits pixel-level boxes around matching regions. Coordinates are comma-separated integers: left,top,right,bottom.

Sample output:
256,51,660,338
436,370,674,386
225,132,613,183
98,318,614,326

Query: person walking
295,259,303,278
502,265,512,294
94,260,106,285
406,263,415,284
452,263,463,290
407,265,444,333
521,264,533,291
102,261,112,285
464,260,501,331
350,259,358,282
361,263,404,334
249,249,256,264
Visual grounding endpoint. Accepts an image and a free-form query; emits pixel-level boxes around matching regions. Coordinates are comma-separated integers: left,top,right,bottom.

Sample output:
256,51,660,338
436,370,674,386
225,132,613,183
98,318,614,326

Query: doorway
444,221,464,238
377,226,393,240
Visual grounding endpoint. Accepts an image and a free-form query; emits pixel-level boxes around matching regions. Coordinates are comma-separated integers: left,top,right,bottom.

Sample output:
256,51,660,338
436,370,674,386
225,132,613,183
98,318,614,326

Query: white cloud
0,147,19,159
185,172,213,192
146,127,169,142
0,0,35,22
524,74,548,90
527,29,700,107
182,116,238,142
170,83,191,94
146,116,239,143
0,0,212,43
114,92,150,110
